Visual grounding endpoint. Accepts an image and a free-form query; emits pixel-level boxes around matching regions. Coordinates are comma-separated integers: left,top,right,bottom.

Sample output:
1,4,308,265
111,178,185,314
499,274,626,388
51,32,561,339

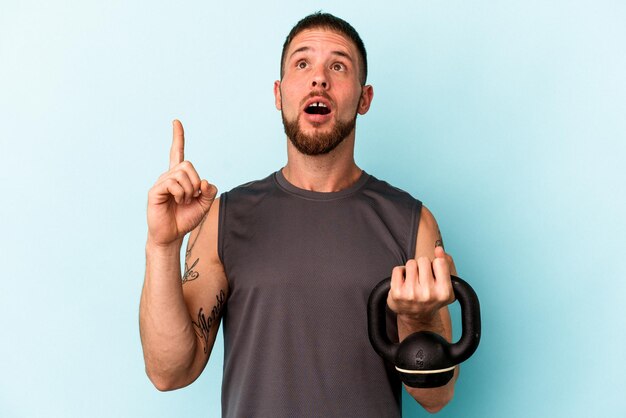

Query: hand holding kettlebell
387,247,455,323
368,248,481,388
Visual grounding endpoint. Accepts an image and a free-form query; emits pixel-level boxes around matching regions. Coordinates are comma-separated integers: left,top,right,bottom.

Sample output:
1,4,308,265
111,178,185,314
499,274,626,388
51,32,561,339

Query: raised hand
147,120,217,247
387,246,455,321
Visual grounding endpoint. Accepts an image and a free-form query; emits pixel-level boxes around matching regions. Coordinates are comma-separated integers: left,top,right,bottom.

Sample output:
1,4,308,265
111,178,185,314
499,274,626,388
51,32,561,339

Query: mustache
301,90,334,107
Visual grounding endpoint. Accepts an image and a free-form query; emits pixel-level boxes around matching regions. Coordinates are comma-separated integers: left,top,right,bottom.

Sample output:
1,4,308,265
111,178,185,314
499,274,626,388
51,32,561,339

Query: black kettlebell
367,275,481,388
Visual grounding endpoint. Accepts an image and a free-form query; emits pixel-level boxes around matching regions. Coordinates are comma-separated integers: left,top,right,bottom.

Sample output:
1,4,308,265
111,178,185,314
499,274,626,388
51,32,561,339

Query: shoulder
415,205,441,259
363,174,422,216
223,172,276,200
418,205,438,234
365,174,420,201
219,173,280,226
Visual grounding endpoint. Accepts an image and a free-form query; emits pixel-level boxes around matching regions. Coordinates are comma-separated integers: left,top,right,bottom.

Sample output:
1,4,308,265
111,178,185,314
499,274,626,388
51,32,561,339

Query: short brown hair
280,12,368,85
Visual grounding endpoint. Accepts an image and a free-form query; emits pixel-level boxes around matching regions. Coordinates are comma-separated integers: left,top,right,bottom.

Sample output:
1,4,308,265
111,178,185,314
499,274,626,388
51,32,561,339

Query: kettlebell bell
367,275,481,388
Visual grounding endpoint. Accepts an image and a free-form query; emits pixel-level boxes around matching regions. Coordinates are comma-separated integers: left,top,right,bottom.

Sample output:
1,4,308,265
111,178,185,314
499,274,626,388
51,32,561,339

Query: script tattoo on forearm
192,290,226,354
182,216,207,285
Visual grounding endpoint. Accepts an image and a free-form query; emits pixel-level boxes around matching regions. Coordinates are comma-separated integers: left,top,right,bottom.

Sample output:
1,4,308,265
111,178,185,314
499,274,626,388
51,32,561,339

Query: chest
223,198,410,298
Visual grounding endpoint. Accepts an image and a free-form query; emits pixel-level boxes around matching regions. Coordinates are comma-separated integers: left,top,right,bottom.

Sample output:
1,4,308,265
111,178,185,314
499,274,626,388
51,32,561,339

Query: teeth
310,102,327,107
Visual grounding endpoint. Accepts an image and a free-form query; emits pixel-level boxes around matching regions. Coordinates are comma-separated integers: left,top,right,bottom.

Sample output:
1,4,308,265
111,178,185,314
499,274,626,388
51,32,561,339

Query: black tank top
218,170,421,418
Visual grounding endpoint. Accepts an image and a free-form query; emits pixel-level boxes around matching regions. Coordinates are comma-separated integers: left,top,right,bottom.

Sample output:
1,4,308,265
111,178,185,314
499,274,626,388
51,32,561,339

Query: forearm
405,367,457,414
398,311,456,413
139,240,199,390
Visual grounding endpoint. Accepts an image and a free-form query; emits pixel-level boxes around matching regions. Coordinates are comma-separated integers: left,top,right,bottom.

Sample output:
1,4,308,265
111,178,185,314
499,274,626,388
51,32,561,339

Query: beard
281,110,357,156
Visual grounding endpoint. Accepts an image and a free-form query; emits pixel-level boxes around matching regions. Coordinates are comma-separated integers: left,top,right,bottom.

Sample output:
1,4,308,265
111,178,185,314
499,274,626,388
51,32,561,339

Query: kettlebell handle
367,274,481,367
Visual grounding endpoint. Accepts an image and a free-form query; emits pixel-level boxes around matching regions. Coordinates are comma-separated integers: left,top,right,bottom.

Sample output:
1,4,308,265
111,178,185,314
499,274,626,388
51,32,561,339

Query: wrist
397,311,438,329
145,238,183,256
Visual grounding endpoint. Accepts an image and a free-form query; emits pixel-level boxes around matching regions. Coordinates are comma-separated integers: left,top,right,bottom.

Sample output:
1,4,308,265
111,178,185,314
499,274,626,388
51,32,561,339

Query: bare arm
138,120,227,391
388,206,457,413
140,201,227,391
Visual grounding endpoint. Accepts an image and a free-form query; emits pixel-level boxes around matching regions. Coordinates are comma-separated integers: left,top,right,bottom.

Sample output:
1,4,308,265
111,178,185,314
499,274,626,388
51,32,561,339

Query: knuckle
420,260,435,276
433,258,448,272
417,256,430,266
400,289,414,302
386,295,399,312
405,260,418,276
390,283,406,298
391,266,405,279
167,169,181,181
176,174,192,189
391,287,403,301
174,169,188,181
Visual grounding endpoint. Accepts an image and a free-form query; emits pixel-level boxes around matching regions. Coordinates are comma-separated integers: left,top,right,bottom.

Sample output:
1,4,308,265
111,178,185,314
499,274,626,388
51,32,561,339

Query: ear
274,80,282,110
357,85,374,115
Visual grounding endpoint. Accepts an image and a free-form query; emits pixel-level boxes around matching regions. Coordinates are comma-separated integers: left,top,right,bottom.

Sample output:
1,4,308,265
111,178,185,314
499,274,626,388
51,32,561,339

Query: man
140,12,459,417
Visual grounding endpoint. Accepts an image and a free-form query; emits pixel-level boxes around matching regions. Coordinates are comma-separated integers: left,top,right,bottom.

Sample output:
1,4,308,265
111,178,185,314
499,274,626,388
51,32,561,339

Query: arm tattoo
435,226,445,249
182,215,208,285
182,257,199,284
192,290,226,354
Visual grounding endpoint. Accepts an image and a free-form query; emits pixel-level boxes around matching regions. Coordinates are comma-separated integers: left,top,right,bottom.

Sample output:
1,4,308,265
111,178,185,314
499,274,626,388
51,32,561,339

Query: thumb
197,179,218,212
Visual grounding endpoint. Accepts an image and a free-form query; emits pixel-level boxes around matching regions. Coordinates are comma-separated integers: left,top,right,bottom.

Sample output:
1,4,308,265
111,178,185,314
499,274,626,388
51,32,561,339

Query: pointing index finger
169,119,185,169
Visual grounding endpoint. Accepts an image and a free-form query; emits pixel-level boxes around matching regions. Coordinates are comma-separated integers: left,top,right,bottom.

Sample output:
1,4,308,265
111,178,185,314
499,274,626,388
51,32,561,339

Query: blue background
1,1,625,417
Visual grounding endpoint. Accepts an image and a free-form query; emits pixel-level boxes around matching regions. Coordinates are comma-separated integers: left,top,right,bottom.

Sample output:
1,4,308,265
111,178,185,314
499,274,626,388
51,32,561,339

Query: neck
282,134,362,192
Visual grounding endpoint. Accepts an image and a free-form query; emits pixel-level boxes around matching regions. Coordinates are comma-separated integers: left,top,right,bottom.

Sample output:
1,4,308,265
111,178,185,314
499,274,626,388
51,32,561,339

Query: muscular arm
139,198,228,391
398,206,457,413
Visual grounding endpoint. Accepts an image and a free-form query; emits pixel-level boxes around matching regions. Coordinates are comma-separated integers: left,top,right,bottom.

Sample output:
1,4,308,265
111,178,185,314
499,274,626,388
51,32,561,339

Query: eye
297,60,308,69
331,62,346,71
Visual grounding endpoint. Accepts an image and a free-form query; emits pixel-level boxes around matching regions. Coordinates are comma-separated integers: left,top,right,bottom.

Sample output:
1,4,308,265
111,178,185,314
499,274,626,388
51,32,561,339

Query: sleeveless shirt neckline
274,169,371,201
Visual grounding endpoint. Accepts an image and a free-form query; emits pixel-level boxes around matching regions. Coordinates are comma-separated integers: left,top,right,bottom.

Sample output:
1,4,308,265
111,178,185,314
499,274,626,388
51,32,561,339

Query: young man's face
274,28,373,155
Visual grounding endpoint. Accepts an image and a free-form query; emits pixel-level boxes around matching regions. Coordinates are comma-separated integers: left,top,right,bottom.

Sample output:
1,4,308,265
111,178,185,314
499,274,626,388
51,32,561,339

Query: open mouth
304,102,331,115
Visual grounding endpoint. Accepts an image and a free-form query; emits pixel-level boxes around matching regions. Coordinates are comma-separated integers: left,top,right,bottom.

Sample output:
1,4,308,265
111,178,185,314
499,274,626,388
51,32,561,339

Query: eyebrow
289,46,354,63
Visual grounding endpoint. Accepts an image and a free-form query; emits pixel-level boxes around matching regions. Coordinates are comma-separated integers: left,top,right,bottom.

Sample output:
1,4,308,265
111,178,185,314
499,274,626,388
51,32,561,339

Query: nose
312,79,328,89
311,68,329,89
